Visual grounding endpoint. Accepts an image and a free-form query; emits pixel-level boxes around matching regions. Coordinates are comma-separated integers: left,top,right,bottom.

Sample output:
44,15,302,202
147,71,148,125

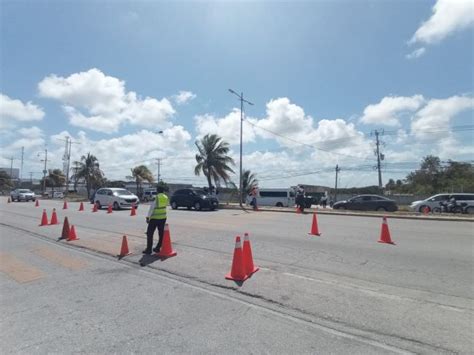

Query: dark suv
170,188,218,211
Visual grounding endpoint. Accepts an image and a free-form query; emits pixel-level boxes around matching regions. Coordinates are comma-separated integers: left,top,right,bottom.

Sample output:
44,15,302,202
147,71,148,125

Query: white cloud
0,93,45,121
18,126,44,138
194,109,258,145
409,0,474,45
405,47,426,60
360,95,425,126
38,68,175,133
173,91,196,105
411,95,474,140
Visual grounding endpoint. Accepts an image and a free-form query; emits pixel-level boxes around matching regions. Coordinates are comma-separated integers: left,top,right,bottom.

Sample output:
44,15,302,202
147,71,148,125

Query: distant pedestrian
250,186,259,211
321,194,328,208
144,186,168,255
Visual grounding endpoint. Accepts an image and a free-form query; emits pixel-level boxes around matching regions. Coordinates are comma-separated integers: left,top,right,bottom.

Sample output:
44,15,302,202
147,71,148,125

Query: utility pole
29,172,34,184
9,156,14,183
373,130,384,191
40,149,48,196
228,89,254,206
156,158,161,185
334,164,341,202
58,136,79,196
20,147,24,185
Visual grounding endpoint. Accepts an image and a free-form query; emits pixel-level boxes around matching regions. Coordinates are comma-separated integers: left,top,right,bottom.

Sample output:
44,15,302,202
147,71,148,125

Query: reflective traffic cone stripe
157,224,177,258
35,199,39,207
67,225,79,241
61,217,70,239
308,213,321,236
39,209,49,226
243,233,259,277
130,204,136,216
225,236,248,281
50,208,59,225
63,201,68,210
378,216,395,245
78,202,84,211
118,235,131,257
92,203,98,212
107,204,113,214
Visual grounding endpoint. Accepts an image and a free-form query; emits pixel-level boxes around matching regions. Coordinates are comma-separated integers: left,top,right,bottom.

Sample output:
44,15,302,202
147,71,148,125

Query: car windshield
18,189,32,193
113,189,132,196
192,189,209,196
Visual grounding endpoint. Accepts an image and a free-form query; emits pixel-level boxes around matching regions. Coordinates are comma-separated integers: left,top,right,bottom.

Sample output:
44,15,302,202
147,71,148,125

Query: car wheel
171,201,178,210
194,201,201,211
113,202,120,210
95,201,101,209
376,207,387,212
466,206,474,214
419,205,430,213
275,202,283,207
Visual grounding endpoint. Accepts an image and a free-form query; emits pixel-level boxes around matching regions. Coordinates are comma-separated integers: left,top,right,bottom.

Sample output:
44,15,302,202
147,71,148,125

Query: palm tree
130,165,154,198
194,134,235,190
74,153,104,199
242,169,258,200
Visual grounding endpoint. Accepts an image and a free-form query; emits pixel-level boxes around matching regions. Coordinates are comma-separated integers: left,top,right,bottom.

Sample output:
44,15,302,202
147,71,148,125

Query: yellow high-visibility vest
150,193,168,220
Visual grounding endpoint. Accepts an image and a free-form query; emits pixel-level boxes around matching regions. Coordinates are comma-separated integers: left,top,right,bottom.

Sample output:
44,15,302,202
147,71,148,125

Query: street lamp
228,89,254,206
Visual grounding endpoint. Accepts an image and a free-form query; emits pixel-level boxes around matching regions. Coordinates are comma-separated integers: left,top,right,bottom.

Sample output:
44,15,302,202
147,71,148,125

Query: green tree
42,169,66,192
242,169,258,200
0,171,13,193
129,165,154,198
74,153,104,198
194,134,235,190
157,180,169,192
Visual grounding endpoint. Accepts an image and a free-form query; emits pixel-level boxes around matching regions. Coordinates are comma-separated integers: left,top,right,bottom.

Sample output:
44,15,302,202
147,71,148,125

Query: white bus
246,188,296,207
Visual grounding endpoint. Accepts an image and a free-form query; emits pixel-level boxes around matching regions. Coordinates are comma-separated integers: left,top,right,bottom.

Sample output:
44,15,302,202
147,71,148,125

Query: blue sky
1,0,473,188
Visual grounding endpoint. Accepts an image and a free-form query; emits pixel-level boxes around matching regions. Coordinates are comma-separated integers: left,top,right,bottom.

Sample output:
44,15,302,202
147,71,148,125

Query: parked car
10,189,36,202
142,189,157,202
333,194,398,212
94,188,139,210
410,193,474,213
52,191,64,199
170,188,218,211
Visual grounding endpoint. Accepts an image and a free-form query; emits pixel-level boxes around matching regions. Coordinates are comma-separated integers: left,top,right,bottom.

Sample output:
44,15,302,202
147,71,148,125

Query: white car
94,188,139,210
410,193,474,213
10,189,36,202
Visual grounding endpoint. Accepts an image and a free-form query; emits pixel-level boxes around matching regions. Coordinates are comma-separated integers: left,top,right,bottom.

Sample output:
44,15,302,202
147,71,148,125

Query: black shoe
142,249,152,255
153,246,160,253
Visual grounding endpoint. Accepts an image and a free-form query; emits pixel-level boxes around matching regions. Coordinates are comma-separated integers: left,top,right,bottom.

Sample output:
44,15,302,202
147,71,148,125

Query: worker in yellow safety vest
144,186,168,254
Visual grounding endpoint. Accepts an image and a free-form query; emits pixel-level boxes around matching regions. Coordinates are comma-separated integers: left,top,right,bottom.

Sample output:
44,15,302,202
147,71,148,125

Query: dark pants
146,218,166,252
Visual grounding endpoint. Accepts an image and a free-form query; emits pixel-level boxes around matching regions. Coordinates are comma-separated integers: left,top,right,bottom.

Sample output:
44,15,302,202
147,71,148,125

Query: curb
218,204,474,222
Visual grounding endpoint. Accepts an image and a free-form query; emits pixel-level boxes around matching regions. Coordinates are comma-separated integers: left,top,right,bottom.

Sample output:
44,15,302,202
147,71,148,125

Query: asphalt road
1,198,473,354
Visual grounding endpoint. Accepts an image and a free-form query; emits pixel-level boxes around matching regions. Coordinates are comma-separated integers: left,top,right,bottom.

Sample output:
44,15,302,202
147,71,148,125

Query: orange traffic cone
78,202,84,211
378,216,395,245
7,197,11,203
243,233,259,277
67,225,79,241
39,209,49,226
92,203,98,212
35,199,39,207
130,204,136,216
308,212,321,236
225,236,248,281
118,235,132,257
107,204,113,214
156,224,177,258
63,200,68,210
50,208,59,225
60,217,70,239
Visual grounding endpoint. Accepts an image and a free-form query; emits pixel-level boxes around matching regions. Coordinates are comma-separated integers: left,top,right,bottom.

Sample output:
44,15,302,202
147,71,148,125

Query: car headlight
202,195,207,199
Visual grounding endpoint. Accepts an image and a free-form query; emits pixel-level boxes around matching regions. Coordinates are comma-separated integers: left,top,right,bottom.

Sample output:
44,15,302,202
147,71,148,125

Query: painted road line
33,247,88,270
0,253,45,283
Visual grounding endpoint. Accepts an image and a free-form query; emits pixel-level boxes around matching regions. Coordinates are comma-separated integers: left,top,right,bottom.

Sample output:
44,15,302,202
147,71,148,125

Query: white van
246,188,296,207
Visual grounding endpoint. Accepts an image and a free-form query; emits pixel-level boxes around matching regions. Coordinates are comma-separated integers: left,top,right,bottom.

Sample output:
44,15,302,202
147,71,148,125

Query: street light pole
228,89,253,207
